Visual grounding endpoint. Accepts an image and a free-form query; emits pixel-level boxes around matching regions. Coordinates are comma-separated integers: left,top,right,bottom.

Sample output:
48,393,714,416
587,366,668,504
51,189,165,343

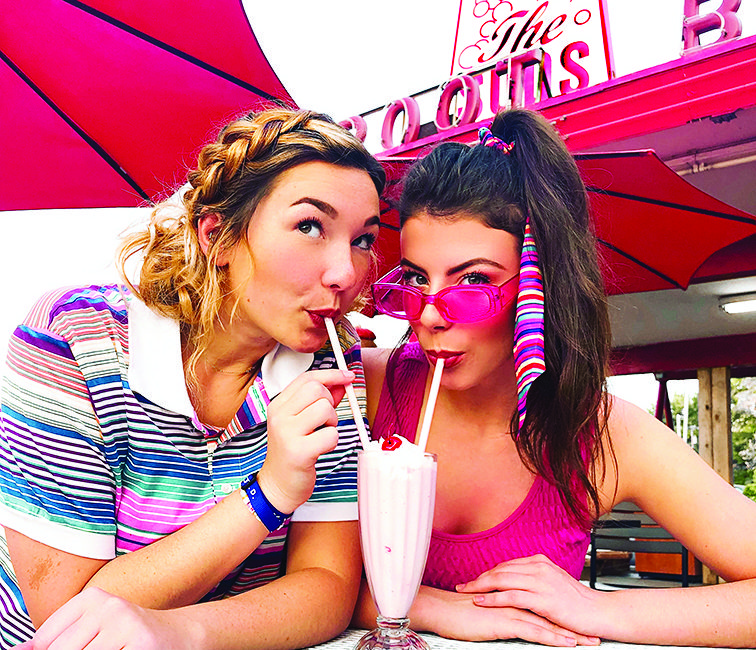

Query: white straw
324,317,371,450
417,357,444,454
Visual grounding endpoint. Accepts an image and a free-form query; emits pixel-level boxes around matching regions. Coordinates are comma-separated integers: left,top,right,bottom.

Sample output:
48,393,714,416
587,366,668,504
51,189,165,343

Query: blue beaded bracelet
240,473,291,532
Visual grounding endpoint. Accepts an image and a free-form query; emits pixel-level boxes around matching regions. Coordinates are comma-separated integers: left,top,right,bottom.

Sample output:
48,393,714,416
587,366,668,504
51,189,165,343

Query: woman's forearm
184,565,359,650
30,563,360,650
594,579,756,647
188,520,362,649
28,521,361,650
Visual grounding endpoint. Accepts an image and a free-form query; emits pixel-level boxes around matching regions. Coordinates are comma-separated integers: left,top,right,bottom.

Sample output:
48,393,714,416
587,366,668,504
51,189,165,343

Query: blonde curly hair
117,107,385,382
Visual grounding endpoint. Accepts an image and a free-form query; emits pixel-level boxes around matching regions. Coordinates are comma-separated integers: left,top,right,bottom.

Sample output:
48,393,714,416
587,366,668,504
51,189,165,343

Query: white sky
245,0,677,120
2,0,754,411
245,0,755,121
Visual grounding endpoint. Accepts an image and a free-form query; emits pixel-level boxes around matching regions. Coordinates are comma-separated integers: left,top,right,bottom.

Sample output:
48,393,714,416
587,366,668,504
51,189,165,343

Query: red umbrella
0,0,294,210
375,151,756,296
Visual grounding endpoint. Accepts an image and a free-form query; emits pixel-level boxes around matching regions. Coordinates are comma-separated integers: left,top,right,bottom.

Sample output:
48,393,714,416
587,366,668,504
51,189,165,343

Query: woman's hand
258,369,355,515
16,588,202,650
413,584,600,646
456,554,604,640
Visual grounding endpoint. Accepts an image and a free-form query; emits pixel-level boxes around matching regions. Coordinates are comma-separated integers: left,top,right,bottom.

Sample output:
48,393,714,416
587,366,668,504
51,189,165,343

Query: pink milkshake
357,438,436,648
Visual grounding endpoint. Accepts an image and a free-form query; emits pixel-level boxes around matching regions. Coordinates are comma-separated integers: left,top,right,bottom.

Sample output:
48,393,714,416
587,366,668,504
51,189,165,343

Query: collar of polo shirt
127,295,314,418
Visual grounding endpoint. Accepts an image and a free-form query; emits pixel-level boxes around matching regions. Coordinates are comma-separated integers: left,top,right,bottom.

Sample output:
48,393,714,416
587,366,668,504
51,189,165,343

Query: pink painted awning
0,0,295,210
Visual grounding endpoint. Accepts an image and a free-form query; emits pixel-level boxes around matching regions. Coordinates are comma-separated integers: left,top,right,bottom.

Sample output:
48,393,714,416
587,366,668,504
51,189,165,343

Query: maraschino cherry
381,435,403,451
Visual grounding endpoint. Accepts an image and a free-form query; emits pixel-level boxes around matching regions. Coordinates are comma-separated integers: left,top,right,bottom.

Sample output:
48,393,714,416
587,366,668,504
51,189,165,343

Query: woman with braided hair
354,108,756,646
0,108,384,649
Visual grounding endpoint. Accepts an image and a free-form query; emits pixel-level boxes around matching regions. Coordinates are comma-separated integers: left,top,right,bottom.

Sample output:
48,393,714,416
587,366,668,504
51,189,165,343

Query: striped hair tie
514,218,545,433
478,126,514,154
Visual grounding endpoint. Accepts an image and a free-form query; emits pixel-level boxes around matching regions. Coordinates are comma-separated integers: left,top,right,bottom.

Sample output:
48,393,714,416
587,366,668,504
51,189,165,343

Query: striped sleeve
0,288,123,559
291,317,363,522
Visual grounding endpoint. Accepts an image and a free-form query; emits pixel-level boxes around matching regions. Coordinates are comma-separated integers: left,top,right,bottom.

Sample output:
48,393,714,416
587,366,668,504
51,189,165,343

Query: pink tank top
373,342,591,590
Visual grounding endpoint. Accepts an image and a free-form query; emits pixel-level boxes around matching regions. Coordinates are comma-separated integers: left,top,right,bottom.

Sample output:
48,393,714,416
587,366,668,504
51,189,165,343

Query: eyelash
297,218,377,251
461,272,492,285
297,218,323,238
401,270,493,287
402,270,426,287
353,232,377,251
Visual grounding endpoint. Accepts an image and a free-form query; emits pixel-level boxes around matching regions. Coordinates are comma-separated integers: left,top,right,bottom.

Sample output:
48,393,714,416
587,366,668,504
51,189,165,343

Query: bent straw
417,357,444,454
324,317,371,450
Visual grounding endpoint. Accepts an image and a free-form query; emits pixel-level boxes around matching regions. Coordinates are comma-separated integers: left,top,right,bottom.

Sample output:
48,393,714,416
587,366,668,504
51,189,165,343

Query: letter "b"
682,0,742,51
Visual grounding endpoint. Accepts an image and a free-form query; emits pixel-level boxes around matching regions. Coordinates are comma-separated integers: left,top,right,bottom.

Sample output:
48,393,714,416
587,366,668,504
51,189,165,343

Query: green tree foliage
744,484,756,501
667,378,756,491
732,378,756,486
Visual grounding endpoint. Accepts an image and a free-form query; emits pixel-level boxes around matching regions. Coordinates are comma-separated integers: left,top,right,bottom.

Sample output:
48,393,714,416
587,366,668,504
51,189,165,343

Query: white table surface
307,629,742,650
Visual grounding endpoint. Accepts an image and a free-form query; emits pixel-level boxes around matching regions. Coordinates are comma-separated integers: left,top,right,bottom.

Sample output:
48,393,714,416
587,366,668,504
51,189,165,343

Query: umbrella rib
379,205,400,231
597,238,684,290
0,48,150,203
64,0,280,101
586,186,756,225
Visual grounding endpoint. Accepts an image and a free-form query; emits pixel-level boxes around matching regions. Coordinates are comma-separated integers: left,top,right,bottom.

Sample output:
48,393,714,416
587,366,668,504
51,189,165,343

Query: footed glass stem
355,616,430,650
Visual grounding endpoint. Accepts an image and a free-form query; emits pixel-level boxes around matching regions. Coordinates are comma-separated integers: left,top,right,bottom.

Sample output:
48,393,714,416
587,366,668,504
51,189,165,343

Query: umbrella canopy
375,151,756,296
0,0,294,210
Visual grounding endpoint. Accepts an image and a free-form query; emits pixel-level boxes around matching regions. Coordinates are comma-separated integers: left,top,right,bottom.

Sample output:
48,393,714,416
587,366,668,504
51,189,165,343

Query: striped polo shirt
0,285,366,647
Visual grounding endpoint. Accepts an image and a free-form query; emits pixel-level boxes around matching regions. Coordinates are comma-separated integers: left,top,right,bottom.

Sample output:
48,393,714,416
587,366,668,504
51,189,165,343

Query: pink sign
341,1,750,154
451,1,613,90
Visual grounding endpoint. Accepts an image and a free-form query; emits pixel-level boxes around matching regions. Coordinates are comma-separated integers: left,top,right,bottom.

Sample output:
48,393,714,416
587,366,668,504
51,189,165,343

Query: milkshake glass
356,443,437,650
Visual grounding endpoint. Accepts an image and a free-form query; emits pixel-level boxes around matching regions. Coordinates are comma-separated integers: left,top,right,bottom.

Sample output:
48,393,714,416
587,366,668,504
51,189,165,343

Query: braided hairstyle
396,108,612,525
118,107,385,383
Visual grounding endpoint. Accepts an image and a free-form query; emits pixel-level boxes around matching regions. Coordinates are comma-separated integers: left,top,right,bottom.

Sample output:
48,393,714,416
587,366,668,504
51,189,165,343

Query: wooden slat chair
589,501,690,589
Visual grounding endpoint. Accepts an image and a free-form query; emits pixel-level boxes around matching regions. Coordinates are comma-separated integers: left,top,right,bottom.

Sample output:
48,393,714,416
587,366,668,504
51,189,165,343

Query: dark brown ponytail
397,108,612,525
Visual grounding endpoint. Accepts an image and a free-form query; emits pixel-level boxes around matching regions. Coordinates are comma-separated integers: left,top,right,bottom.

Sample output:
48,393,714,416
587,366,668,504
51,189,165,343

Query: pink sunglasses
371,267,519,323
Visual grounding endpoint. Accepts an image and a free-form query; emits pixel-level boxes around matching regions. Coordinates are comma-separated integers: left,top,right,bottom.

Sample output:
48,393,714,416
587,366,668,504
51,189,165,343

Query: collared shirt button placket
191,413,222,503
206,438,219,502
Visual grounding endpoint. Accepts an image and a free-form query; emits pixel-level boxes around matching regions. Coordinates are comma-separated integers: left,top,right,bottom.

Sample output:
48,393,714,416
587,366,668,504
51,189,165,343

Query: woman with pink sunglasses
353,108,756,646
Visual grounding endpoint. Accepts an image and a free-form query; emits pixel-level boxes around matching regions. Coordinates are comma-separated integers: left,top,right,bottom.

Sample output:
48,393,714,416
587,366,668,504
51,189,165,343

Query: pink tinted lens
374,285,422,319
439,286,495,321
403,291,425,319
